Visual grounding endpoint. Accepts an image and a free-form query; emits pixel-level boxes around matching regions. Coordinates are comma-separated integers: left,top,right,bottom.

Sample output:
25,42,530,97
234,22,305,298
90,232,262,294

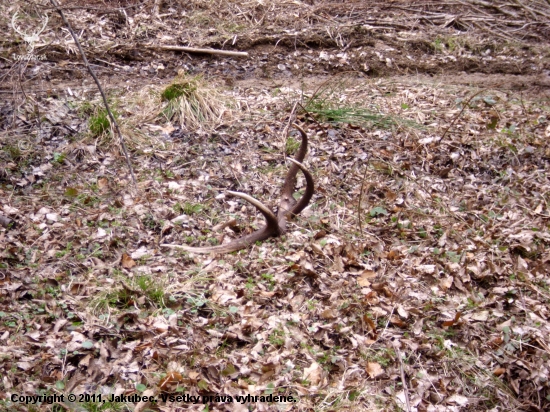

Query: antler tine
161,191,280,254
278,124,308,220
275,158,314,234
226,191,279,232
282,124,308,183
286,158,314,216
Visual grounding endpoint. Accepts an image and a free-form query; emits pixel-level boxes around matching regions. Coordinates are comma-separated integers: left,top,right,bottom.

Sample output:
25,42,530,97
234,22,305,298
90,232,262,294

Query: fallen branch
149,45,248,57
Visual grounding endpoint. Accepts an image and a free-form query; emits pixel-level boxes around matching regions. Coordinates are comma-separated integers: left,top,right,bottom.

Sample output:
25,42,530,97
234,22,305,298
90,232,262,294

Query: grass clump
306,97,416,130
303,79,421,130
161,82,198,101
174,202,204,215
4,145,22,160
285,137,301,155
89,109,118,137
93,273,166,314
160,70,228,131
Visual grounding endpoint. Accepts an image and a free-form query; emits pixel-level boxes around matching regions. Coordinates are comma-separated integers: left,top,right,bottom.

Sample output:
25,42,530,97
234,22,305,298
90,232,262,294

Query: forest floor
1,1,550,411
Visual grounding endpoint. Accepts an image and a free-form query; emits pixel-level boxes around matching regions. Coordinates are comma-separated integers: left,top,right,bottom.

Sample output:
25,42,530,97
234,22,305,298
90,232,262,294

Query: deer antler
161,125,313,254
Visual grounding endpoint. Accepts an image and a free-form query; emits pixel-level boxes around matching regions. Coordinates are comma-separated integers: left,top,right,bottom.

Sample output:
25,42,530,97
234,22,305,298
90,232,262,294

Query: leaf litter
1,1,550,412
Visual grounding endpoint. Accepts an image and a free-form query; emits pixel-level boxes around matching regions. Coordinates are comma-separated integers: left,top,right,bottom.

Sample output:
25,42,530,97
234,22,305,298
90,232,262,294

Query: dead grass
159,71,230,131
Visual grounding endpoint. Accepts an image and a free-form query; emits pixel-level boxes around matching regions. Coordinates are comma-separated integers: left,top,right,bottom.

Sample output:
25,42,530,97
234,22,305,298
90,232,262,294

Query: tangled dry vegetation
1,1,550,412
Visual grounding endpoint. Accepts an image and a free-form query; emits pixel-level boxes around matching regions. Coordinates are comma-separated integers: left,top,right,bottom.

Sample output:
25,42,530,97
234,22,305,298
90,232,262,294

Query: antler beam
161,125,313,254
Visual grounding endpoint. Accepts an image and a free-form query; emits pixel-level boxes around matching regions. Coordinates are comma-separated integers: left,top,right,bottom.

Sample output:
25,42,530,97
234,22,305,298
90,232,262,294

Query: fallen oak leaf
366,361,384,378
121,253,136,269
493,367,506,376
363,314,378,339
303,361,321,385
372,282,394,298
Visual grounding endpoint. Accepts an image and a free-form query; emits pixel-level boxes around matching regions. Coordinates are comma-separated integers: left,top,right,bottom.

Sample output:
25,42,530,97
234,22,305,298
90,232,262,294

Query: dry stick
357,162,369,238
149,45,248,57
49,0,136,186
436,89,487,144
519,90,529,117
281,101,299,163
42,1,145,12
514,0,550,19
466,0,520,18
474,21,517,41
394,346,412,412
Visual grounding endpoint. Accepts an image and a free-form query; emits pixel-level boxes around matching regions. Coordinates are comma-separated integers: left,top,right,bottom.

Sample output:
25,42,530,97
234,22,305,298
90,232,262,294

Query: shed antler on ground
161,124,314,254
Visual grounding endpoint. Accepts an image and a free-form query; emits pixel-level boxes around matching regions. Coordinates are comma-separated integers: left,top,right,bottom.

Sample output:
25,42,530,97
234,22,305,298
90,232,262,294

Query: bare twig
41,1,145,13
466,0,520,19
513,0,550,19
394,345,412,412
282,101,299,139
49,0,136,186
437,89,487,144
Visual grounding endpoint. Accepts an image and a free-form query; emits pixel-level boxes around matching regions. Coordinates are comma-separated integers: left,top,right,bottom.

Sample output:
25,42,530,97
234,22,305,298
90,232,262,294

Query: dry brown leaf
390,315,408,328
134,389,156,412
387,249,401,260
97,177,109,190
493,367,506,376
366,361,384,378
364,290,380,305
303,361,321,385
372,282,394,298
159,372,184,391
439,276,453,290
358,270,376,287
121,253,136,269
363,314,378,338
331,255,344,273
320,309,337,320
397,305,409,319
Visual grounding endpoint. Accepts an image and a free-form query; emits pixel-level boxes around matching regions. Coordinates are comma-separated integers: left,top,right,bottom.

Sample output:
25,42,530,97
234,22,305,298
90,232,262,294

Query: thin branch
49,0,136,186
437,89,487,144
41,1,146,13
